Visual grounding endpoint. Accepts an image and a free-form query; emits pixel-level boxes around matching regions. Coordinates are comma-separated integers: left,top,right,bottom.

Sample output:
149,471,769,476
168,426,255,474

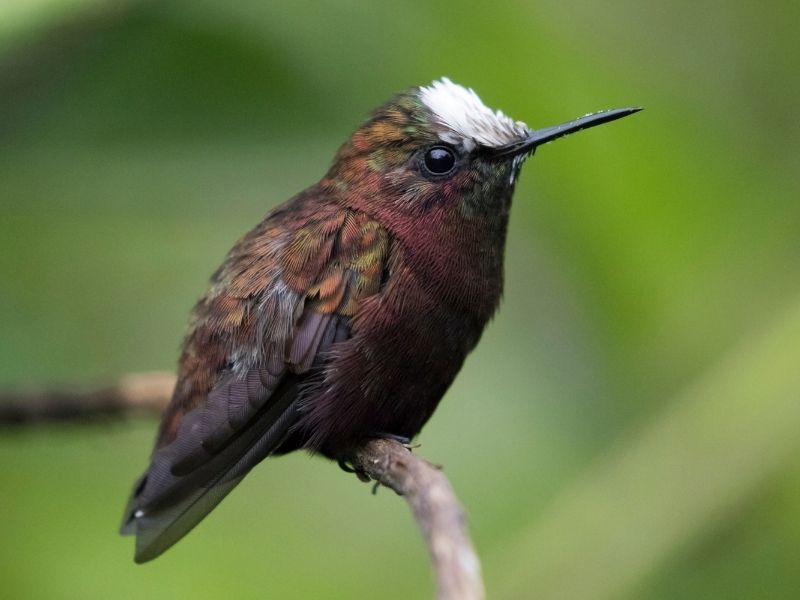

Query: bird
121,77,639,563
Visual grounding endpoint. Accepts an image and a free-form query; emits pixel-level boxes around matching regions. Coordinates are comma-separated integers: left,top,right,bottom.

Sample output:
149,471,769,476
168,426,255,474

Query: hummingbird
121,78,639,562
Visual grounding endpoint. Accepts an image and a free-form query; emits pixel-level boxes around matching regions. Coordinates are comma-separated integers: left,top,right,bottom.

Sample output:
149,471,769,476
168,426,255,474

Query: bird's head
326,78,639,222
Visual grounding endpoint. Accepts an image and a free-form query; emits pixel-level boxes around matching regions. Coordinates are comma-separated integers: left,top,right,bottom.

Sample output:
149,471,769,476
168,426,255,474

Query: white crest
419,78,528,150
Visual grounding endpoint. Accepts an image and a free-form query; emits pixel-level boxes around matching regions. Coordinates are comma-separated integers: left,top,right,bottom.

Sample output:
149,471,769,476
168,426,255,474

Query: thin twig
0,372,175,425
0,371,485,599
346,438,485,600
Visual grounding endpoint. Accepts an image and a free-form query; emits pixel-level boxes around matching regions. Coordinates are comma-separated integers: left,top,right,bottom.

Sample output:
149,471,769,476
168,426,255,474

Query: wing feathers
130,382,300,563
122,203,390,561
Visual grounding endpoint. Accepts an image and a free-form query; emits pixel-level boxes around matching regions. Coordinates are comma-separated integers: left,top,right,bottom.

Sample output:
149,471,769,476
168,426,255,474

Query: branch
0,372,175,425
346,438,485,600
0,371,485,600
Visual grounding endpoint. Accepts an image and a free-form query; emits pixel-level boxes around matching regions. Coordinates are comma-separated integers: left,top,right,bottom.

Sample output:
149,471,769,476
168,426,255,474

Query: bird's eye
421,146,457,177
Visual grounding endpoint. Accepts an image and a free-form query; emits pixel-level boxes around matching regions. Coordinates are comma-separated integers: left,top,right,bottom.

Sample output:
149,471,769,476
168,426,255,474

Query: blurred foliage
1,1,799,598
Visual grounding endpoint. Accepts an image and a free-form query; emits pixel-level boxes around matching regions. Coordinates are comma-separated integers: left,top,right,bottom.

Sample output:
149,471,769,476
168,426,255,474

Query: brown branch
0,371,485,600
0,372,175,425
346,438,485,600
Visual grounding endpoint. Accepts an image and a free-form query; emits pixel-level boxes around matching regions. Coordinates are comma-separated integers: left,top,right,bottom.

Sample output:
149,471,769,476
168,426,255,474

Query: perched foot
370,432,418,450
338,458,370,482
338,435,418,485
371,432,410,444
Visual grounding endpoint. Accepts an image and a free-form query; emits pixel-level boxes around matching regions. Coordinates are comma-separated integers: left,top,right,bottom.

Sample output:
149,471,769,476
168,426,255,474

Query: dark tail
121,380,300,563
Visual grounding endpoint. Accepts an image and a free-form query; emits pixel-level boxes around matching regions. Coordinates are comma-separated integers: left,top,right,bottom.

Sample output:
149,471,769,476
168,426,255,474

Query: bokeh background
2,1,799,598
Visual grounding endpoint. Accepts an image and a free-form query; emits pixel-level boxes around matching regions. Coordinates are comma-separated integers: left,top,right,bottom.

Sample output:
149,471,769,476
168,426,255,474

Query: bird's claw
371,431,410,444
338,433,420,486
337,458,371,482
337,458,356,473
370,431,419,451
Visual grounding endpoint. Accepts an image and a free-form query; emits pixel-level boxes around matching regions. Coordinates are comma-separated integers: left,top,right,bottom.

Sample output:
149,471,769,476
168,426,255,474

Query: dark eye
422,146,457,177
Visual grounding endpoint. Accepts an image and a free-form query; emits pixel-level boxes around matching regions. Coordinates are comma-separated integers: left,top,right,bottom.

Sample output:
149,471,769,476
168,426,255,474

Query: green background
2,1,799,598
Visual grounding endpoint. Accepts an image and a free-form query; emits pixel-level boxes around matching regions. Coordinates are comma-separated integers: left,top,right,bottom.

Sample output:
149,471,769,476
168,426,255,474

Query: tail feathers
121,385,300,563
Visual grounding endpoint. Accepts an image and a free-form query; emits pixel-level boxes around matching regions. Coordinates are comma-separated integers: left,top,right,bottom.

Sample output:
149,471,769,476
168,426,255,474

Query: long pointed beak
491,107,641,158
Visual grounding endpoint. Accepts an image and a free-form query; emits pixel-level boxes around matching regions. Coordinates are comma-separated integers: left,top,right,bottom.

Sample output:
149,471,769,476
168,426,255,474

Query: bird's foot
337,458,371,483
370,432,419,451
338,434,419,486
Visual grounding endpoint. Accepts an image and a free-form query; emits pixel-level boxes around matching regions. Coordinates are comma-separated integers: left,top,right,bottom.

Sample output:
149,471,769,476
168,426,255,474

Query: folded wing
120,199,389,562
